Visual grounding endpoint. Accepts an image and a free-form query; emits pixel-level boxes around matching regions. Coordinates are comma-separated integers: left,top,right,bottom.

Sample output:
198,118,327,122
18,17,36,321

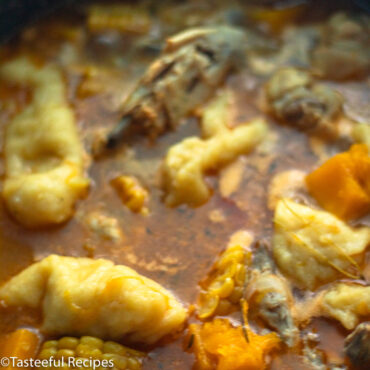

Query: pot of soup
0,0,369,369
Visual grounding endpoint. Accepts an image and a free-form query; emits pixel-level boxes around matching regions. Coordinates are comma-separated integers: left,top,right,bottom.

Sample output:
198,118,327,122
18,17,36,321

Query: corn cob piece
87,5,151,35
38,336,145,370
111,176,149,215
197,231,253,319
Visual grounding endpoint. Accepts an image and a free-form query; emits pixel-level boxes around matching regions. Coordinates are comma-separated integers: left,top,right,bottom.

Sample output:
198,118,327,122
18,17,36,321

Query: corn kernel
38,336,144,369
101,353,118,364
111,175,149,214
80,336,104,349
228,286,243,304
215,299,233,315
57,349,75,359
198,291,219,319
114,355,127,369
39,348,58,359
58,337,79,350
76,343,95,357
197,242,248,319
210,277,234,298
127,358,141,370
43,340,58,349
234,264,246,286
103,341,126,355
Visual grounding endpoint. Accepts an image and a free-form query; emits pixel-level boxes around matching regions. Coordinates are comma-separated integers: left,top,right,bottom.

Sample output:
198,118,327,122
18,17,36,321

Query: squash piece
0,329,40,368
306,144,370,220
188,304,280,370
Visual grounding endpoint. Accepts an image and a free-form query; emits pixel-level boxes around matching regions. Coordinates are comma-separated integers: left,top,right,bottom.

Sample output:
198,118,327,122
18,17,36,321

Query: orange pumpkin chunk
0,329,40,368
188,304,280,370
306,144,370,220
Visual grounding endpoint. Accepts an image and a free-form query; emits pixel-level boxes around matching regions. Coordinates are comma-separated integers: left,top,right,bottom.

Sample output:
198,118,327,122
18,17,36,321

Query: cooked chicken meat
246,243,298,347
344,322,370,368
105,26,248,148
302,333,326,370
266,68,342,138
312,13,370,80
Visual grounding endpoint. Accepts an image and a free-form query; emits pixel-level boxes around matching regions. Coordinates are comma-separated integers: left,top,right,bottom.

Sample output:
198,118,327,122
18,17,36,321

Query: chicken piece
344,322,370,368
105,26,248,149
111,175,149,214
301,331,347,370
268,169,306,210
246,243,298,347
0,58,89,228
0,255,187,344
302,332,326,370
321,283,370,330
266,68,342,138
197,230,253,319
312,13,370,80
273,199,370,289
248,25,319,76
162,118,267,206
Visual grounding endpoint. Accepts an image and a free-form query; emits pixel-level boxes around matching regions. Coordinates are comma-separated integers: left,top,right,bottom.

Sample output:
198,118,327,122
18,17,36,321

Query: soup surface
0,1,369,369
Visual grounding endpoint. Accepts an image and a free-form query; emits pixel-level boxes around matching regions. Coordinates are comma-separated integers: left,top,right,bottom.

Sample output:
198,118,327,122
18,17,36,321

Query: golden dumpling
0,255,187,344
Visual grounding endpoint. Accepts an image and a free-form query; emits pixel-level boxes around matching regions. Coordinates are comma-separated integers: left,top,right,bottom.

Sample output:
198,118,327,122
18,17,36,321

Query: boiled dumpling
0,255,187,344
273,199,370,289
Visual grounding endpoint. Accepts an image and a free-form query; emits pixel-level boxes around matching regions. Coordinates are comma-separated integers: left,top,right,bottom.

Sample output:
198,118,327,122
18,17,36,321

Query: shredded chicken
246,243,298,347
266,68,342,138
104,26,248,149
312,13,370,80
344,321,370,368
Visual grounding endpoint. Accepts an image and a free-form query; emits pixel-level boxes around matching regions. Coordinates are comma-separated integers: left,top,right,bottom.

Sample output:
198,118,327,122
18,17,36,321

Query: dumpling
162,118,267,206
273,199,370,289
322,283,370,330
0,255,187,344
0,58,89,227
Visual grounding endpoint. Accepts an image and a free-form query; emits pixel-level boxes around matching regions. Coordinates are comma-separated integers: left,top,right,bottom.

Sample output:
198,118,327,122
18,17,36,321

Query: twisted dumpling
0,255,187,344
